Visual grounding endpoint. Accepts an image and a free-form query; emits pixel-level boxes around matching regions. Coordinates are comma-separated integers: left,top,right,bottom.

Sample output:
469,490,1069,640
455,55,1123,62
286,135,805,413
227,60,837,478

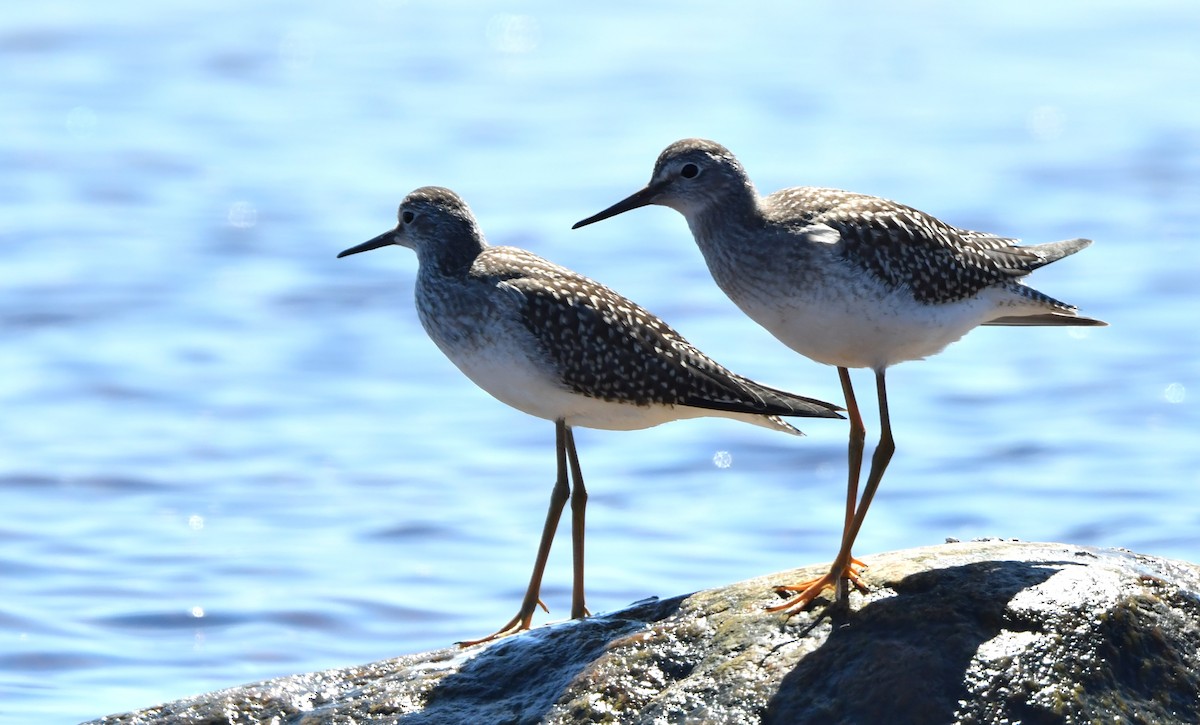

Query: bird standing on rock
573,139,1106,612
338,186,843,643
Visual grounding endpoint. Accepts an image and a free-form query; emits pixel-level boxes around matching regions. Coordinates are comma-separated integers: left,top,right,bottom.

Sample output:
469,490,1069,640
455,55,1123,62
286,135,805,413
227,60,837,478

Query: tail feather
748,381,846,419
985,312,1107,326
1027,238,1093,269
679,357,844,421
757,415,806,436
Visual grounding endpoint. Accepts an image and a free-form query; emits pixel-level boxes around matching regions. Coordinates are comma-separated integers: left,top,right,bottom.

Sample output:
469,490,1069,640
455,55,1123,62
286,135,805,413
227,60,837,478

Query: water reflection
2,1,1199,722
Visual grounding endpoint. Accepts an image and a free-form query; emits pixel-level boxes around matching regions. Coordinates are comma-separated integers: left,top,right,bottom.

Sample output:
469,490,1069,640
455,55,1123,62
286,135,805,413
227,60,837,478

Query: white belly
427,320,707,432
729,275,998,370
414,268,793,435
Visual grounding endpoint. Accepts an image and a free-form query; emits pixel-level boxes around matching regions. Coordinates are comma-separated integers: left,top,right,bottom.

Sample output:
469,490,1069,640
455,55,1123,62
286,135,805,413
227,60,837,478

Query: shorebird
338,186,842,643
573,138,1106,612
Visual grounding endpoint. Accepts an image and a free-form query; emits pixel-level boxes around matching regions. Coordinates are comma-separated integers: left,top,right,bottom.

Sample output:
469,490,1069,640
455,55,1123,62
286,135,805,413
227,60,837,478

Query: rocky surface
88,540,1200,724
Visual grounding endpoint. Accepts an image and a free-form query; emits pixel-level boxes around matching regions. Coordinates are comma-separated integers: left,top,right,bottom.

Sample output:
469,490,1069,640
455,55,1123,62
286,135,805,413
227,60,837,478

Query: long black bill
571,184,661,229
337,229,397,258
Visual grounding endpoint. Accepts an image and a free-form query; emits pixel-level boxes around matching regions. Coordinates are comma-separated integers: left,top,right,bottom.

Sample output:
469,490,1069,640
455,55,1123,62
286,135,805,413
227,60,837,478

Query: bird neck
687,184,764,251
419,233,487,279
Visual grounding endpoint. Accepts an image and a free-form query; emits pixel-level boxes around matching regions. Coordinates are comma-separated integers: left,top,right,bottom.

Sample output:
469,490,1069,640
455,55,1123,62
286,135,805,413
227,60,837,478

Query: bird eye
680,163,700,179
401,210,415,224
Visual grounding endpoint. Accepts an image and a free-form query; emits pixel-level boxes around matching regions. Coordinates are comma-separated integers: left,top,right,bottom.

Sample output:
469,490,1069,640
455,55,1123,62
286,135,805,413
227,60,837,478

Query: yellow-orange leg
771,368,895,614
767,557,870,612
772,557,870,596
564,425,590,619
834,365,866,604
459,419,587,645
770,366,866,608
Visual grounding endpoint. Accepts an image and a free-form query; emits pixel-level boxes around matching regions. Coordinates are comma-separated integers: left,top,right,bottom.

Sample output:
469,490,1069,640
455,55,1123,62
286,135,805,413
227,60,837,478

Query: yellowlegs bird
573,139,1106,612
338,186,843,643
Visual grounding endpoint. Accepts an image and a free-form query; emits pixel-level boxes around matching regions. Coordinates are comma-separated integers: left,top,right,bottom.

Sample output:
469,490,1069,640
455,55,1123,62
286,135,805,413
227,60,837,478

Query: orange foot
456,598,550,647
767,557,869,614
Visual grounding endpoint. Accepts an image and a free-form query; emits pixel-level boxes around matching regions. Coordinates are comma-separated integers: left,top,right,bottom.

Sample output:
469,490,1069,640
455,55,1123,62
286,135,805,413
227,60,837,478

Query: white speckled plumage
338,185,842,643
359,187,840,431
576,138,1103,370
574,138,1106,612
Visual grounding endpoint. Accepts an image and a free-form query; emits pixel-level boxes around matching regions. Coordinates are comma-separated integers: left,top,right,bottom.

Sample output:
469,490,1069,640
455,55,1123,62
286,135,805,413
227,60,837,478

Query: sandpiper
573,139,1106,612
338,186,843,643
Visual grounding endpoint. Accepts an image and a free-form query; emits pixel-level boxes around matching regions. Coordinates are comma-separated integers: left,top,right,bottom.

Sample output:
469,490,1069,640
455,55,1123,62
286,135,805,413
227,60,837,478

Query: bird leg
458,420,572,646
770,368,894,613
835,365,867,604
770,366,866,607
564,426,590,619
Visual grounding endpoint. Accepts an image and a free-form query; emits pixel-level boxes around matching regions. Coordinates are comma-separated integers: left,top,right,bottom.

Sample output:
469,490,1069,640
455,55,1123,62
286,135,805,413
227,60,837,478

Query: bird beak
337,229,396,258
572,182,663,229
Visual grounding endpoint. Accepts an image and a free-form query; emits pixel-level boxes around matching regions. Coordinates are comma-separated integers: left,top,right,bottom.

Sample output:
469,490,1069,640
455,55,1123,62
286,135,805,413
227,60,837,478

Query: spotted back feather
477,247,840,419
765,187,1091,306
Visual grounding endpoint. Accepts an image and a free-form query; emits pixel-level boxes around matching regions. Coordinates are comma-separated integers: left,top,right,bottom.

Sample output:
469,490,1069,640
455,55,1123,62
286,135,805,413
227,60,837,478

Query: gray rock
87,541,1200,724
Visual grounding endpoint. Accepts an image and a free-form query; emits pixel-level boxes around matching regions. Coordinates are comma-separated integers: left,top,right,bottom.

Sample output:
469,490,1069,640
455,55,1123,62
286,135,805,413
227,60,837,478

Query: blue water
2,1,1198,721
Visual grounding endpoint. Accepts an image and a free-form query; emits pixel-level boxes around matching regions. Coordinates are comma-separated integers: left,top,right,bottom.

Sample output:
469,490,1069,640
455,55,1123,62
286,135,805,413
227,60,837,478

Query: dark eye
680,162,699,179
401,210,415,224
